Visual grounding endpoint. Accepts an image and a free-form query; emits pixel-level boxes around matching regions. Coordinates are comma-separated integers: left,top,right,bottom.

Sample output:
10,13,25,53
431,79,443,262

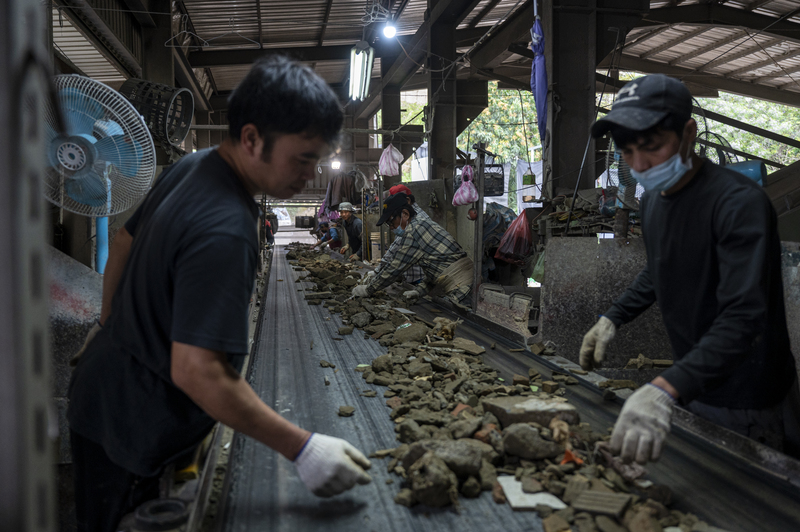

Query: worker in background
337,201,362,261
365,184,425,285
351,193,473,306
264,217,274,248
581,74,799,464
314,221,341,251
68,56,371,532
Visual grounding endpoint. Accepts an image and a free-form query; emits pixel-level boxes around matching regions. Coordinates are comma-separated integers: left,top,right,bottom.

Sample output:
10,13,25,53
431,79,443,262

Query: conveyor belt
218,248,800,532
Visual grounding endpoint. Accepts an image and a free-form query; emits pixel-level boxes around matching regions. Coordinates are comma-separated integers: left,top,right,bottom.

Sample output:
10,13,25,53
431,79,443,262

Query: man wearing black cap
350,193,473,305
580,74,798,464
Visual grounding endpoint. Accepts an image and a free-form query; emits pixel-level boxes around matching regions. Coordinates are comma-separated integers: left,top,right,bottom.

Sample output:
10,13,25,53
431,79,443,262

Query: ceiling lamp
383,22,396,38
349,41,375,101
331,159,341,170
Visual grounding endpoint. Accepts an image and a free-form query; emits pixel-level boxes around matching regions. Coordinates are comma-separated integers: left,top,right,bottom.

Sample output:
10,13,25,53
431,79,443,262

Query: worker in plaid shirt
352,192,473,305
371,185,426,284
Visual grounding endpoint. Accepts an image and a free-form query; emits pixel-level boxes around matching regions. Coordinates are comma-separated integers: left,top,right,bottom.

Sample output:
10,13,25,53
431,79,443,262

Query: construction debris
285,244,728,531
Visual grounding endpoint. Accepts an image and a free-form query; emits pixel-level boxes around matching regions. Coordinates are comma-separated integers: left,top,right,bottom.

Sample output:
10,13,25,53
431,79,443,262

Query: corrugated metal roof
51,7,127,83
177,0,800,104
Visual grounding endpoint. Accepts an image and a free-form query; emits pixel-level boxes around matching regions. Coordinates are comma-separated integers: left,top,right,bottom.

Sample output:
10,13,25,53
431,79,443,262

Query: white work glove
70,321,101,367
579,316,616,370
348,254,359,262
351,285,369,298
340,245,350,255
294,433,372,497
361,270,376,284
403,289,420,302
610,384,675,464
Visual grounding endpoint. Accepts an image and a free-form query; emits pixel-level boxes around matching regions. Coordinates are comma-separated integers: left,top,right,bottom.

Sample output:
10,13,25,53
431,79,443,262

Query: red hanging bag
493,212,532,266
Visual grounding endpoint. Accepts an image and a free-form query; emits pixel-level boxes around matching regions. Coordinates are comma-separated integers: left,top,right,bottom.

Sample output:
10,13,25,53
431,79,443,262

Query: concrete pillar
542,0,597,196
380,45,402,151
142,0,174,85
195,110,211,150
427,0,457,183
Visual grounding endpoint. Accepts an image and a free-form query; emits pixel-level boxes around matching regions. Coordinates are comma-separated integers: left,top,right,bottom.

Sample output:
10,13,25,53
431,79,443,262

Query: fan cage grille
46,74,156,217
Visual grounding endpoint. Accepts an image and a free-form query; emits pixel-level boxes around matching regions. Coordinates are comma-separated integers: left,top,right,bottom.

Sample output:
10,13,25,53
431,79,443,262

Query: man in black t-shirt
580,74,799,464
68,57,372,531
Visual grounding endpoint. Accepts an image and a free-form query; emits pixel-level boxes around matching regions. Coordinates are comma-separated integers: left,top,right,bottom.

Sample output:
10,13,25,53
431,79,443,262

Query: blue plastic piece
96,216,109,274
726,160,767,186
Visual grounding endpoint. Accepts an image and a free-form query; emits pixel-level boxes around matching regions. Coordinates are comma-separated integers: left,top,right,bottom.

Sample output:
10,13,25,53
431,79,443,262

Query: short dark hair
609,113,688,149
228,55,344,152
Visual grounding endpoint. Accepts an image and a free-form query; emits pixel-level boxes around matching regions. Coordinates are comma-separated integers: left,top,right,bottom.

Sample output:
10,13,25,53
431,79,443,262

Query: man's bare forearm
171,341,311,460
100,226,133,325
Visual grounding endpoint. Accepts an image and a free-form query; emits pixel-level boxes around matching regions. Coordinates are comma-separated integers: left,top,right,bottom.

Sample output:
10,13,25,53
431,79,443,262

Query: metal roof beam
318,0,334,46
119,0,155,27
746,0,776,11
694,105,800,149
723,48,800,77
598,53,800,107
697,36,783,71
624,26,672,49
190,45,356,67
640,4,800,43
668,28,747,66
469,0,533,69
639,25,711,60
467,0,502,29
353,0,483,119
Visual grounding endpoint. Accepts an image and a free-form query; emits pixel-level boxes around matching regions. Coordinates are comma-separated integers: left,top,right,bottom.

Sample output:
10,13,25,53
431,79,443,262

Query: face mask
393,226,405,237
630,149,691,193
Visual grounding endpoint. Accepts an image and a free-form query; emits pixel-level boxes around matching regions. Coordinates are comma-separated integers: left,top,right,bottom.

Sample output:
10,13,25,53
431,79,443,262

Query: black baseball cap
591,74,692,138
377,193,410,226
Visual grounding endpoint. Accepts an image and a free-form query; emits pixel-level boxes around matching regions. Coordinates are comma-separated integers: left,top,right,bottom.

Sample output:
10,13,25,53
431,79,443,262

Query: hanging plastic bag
452,165,479,206
494,212,532,266
379,143,404,176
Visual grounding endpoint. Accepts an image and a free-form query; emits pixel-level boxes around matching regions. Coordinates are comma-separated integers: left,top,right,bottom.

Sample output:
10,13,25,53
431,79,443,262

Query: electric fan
44,74,156,217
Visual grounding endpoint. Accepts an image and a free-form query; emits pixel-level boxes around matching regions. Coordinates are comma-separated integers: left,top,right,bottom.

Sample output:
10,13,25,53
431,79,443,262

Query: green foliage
457,82,540,164
695,93,800,172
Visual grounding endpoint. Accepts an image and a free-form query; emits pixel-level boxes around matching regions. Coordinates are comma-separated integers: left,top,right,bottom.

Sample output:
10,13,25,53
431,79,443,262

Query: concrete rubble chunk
304,291,332,300
401,439,495,478
397,419,428,443
350,311,373,328
502,423,563,460
624,508,661,532
393,488,417,507
450,417,482,439
407,451,459,507
319,359,336,368
521,475,543,494
338,406,355,417
512,374,530,386
492,480,506,504
563,474,591,503
542,514,572,532
595,515,628,532
460,476,482,498
371,354,393,374
451,337,486,355
338,325,354,335
481,396,580,429
572,490,632,518
542,381,560,393
574,512,599,532
407,360,433,379
393,322,431,343
599,379,638,390
479,460,497,491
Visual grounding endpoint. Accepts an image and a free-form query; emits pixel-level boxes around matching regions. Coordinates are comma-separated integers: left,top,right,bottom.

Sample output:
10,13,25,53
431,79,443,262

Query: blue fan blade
58,87,104,137
93,120,124,137
65,170,109,207
94,135,142,177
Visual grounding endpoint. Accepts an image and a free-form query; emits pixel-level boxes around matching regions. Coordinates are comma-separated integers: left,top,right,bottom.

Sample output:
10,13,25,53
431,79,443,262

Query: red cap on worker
389,184,412,196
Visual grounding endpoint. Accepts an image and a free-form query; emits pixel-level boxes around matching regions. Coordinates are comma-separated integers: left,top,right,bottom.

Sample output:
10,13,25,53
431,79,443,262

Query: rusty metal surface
539,237,673,369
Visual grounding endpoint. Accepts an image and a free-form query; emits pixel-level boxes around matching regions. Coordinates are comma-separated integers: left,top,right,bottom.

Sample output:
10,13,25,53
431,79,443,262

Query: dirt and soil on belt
287,244,725,532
